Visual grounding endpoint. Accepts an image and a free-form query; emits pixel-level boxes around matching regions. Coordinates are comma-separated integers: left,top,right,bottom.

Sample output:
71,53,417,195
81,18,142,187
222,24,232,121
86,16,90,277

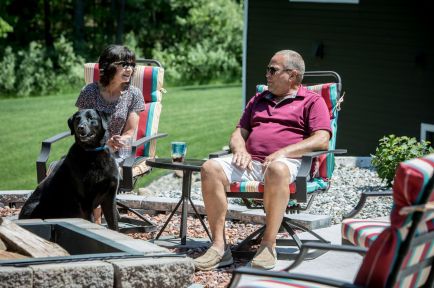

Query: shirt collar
264,84,307,101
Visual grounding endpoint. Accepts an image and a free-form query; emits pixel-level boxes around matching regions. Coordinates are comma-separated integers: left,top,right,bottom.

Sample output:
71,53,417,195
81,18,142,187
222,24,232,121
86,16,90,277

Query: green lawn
0,84,242,190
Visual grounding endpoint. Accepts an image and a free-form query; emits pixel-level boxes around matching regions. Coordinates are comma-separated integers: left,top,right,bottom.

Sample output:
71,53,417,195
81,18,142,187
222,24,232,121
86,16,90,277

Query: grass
0,83,242,190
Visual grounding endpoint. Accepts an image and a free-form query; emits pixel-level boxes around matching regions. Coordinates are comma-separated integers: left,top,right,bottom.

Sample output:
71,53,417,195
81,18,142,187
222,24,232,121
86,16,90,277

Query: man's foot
194,246,233,271
251,245,277,270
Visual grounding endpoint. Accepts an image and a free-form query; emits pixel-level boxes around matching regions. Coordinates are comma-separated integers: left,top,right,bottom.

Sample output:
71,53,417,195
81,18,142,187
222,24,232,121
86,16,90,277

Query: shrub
371,135,433,186
0,47,16,93
152,0,243,85
0,37,83,98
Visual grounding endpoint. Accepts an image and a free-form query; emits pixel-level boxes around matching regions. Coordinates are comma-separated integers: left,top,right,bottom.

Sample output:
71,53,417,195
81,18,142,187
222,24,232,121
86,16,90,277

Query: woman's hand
107,135,127,151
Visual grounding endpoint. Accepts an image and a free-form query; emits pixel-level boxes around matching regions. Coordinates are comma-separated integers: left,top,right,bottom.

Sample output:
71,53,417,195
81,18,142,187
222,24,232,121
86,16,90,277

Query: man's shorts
211,155,301,184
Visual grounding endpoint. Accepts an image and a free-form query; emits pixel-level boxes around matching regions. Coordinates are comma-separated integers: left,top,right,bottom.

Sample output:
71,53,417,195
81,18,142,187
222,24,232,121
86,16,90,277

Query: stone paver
0,266,33,288
31,261,114,288
109,256,194,288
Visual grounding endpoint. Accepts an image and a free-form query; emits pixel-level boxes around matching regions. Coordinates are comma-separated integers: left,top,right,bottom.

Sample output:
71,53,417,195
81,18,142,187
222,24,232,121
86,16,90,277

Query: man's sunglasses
115,61,136,69
266,66,292,75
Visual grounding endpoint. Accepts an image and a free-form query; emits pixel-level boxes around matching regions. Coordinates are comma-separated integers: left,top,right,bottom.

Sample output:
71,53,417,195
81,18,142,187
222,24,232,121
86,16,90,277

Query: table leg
155,198,183,240
188,197,212,240
180,170,192,245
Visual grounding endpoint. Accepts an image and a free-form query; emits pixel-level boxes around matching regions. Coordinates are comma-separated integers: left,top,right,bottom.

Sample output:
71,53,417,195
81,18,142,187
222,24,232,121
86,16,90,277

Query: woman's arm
122,111,140,139
107,111,140,150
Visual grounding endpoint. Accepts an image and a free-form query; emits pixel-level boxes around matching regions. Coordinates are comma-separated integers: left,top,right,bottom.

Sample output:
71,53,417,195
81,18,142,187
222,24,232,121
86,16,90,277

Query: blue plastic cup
171,142,187,163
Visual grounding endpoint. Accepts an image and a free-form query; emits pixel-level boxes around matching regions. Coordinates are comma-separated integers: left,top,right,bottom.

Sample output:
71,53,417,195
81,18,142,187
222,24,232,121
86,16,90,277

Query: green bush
152,0,243,85
0,37,83,98
371,135,433,186
0,47,16,93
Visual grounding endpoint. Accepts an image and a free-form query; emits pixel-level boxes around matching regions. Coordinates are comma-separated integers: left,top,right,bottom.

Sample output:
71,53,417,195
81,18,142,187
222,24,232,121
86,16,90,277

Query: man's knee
201,159,228,183
264,161,291,184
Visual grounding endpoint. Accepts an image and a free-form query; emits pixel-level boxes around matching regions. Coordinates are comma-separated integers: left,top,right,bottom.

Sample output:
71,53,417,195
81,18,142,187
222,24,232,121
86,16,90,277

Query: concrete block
0,266,33,288
284,213,331,230
116,194,144,209
139,196,179,212
110,256,194,288
226,204,249,220
239,210,331,230
239,209,266,224
0,190,31,206
115,239,169,254
31,261,113,288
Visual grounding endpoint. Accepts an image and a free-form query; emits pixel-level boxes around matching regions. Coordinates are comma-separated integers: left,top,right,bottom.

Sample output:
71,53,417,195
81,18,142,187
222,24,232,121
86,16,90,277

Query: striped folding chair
37,59,167,192
35,59,166,233
209,71,346,259
229,154,434,288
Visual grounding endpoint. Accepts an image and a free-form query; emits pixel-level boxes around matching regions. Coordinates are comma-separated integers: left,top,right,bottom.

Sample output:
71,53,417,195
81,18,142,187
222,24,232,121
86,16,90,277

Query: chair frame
229,175,434,288
36,58,167,192
210,71,347,259
35,58,167,233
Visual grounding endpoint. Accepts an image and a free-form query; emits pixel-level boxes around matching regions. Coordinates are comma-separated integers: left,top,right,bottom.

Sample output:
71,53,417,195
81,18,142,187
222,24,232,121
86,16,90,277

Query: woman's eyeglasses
115,61,136,69
266,66,292,76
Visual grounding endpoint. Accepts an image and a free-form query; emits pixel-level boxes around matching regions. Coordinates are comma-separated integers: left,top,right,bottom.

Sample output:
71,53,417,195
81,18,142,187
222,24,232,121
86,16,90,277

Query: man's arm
230,127,253,170
263,130,330,165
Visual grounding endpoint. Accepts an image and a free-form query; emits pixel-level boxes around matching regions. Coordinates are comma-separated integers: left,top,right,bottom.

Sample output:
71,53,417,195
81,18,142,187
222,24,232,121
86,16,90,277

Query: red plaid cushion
355,154,434,287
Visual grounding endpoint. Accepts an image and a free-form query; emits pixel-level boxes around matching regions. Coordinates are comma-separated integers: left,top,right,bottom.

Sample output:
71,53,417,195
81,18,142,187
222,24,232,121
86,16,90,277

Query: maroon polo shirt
237,85,331,162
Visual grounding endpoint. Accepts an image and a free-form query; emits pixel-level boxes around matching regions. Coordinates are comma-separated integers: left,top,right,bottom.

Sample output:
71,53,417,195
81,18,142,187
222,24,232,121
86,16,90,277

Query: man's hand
262,150,287,172
232,151,253,170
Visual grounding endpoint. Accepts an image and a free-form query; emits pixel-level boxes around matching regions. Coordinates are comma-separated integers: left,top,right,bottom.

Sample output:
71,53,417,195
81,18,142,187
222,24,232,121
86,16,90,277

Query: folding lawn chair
209,71,346,259
35,58,167,233
229,153,434,288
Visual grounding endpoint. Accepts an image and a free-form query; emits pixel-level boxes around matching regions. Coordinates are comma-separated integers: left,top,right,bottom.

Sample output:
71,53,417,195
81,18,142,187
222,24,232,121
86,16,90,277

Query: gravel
140,163,392,224
0,161,392,288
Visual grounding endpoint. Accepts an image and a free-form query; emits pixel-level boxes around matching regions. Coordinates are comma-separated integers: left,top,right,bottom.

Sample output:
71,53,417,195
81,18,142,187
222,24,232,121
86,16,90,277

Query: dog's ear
96,110,110,131
68,111,79,135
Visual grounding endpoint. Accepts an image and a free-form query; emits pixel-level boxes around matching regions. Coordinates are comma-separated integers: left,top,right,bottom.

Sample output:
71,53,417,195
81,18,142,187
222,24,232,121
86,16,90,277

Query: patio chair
229,153,434,288
209,71,346,259
35,58,167,232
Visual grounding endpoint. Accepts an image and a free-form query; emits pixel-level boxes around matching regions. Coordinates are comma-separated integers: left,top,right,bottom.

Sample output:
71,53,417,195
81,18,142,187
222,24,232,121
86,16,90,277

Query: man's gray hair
275,50,305,83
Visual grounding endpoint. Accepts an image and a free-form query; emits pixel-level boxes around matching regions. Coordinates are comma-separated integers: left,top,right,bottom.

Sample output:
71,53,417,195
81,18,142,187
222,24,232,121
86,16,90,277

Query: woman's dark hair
98,45,136,87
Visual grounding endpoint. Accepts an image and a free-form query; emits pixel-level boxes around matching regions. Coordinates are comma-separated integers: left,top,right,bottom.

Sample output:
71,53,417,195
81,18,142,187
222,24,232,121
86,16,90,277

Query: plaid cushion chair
229,154,434,288
37,59,167,192
210,71,346,258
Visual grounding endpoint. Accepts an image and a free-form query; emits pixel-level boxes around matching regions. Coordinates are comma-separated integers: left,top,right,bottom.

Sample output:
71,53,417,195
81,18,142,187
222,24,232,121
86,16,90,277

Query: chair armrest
285,241,368,271
36,131,72,183
230,266,359,288
295,149,347,202
121,132,168,191
209,148,231,159
342,190,393,219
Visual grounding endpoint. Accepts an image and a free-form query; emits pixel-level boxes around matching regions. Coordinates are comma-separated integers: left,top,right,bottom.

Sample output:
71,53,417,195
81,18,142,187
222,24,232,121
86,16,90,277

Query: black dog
19,109,119,230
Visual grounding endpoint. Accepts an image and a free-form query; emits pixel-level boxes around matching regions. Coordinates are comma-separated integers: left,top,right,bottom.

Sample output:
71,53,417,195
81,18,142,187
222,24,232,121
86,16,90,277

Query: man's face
266,54,293,97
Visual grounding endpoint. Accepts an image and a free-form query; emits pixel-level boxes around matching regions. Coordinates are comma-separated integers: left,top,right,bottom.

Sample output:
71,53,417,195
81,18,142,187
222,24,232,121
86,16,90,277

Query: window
421,123,434,147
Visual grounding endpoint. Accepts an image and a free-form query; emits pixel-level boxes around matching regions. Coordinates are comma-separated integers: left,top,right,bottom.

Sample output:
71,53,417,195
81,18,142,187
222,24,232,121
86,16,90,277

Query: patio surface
274,223,363,282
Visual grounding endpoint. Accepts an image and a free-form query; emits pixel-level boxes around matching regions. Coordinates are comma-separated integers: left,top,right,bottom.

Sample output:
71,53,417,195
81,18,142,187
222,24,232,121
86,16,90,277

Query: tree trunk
43,0,54,49
73,0,85,54
115,0,125,44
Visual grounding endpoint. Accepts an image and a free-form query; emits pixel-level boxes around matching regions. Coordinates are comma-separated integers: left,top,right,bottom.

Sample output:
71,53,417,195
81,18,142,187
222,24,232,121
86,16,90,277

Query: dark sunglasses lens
120,62,136,68
267,67,277,75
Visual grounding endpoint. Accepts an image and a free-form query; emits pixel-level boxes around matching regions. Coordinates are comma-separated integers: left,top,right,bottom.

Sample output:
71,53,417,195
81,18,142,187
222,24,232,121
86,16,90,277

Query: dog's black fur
19,109,119,230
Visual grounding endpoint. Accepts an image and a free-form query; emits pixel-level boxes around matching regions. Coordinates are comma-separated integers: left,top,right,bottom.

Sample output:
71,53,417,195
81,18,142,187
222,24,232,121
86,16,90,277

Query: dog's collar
85,145,109,152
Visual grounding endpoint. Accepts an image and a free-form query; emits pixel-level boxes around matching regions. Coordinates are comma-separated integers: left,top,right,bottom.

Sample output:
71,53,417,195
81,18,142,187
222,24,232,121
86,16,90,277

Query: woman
75,44,145,223
76,44,145,155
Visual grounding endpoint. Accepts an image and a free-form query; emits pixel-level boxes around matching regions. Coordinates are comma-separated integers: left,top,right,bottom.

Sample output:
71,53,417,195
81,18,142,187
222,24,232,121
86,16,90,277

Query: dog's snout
77,123,86,133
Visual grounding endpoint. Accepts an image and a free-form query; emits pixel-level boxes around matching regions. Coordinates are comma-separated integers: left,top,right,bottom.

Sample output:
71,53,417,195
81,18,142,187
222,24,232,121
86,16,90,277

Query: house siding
245,0,434,155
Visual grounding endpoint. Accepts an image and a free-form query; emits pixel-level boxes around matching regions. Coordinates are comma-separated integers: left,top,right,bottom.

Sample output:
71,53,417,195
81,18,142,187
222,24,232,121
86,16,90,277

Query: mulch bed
0,207,263,288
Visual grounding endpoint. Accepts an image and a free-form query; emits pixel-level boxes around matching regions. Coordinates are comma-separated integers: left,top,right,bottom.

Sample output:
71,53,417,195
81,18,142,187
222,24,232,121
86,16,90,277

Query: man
194,50,331,271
